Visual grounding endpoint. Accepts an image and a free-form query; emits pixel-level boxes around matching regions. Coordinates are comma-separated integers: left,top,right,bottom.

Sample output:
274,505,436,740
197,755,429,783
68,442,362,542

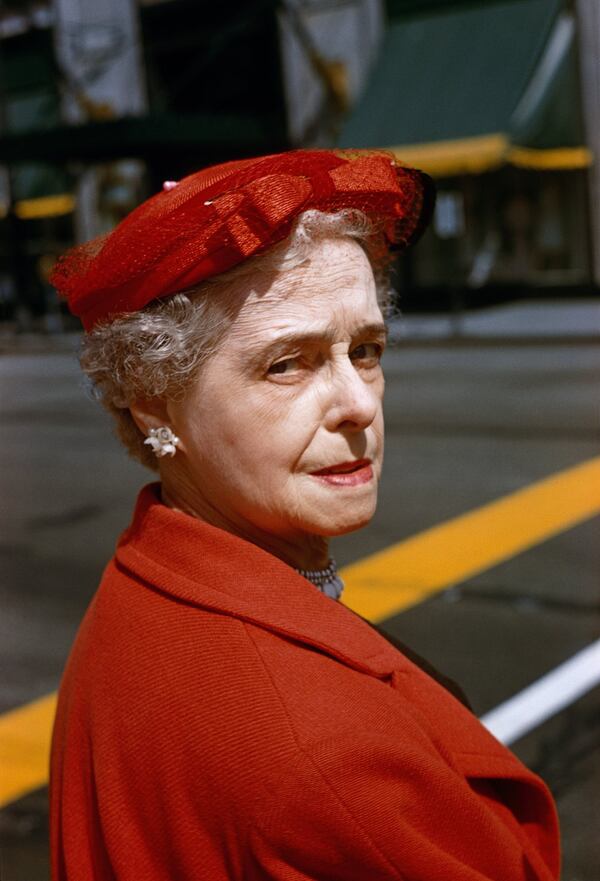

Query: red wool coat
50,484,560,880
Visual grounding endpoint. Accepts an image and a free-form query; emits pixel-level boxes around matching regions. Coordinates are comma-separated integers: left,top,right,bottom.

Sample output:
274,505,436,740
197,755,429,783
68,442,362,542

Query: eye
350,342,383,366
267,357,301,376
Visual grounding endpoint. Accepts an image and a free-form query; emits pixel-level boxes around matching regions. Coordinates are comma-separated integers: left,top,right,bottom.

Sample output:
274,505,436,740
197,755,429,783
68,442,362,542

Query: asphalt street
1,299,599,880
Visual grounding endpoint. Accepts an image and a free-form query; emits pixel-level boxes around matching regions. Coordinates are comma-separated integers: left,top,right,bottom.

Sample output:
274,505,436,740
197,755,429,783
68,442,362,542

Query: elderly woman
49,150,559,881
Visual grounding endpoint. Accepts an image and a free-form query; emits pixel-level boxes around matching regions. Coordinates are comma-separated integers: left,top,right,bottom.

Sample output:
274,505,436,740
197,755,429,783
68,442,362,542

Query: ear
129,397,173,438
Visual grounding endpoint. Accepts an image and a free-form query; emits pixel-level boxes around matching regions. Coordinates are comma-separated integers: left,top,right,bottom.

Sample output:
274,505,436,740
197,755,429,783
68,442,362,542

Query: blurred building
340,0,597,305
0,0,382,325
0,0,597,325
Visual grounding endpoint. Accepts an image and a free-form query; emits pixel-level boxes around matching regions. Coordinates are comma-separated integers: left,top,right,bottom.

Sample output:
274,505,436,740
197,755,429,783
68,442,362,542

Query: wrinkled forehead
229,238,381,339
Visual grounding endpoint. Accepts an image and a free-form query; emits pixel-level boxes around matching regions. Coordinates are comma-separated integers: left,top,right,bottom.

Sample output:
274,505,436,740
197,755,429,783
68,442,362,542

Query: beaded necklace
295,558,344,600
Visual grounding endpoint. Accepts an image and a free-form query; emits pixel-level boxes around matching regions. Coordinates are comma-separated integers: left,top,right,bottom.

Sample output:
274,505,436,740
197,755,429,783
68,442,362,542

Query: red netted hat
51,149,434,330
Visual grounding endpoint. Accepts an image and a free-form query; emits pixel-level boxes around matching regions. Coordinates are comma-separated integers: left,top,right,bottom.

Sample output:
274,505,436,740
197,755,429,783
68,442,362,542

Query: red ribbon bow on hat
51,149,434,330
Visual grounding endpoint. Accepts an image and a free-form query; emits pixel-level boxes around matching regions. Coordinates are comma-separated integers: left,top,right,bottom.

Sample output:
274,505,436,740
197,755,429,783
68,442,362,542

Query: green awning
339,0,590,176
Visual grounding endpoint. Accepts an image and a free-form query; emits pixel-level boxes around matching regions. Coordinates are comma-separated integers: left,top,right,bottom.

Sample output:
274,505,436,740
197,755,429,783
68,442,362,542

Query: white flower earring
144,426,180,458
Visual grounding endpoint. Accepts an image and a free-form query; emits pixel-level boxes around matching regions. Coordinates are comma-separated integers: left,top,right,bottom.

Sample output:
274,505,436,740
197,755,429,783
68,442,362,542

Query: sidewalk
388,299,600,344
0,328,80,355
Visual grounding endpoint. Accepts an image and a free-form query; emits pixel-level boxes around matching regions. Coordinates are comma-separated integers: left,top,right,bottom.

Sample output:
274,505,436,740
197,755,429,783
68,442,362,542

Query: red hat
51,149,434,330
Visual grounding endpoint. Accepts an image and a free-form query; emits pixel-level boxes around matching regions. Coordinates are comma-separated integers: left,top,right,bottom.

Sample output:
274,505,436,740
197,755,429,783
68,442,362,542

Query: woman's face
165,237,386,551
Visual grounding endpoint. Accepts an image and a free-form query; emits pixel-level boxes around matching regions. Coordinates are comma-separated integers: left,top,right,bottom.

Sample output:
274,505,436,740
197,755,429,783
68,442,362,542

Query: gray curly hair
80,209,392,470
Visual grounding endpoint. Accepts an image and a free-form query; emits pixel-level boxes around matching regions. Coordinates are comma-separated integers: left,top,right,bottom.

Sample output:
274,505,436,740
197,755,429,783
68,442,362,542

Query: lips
310,458,372,476
309,459,374,487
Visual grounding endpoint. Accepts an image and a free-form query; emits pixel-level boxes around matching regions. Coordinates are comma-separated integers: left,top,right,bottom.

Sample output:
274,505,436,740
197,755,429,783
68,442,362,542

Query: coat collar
115,484,405,680
115,487,561,873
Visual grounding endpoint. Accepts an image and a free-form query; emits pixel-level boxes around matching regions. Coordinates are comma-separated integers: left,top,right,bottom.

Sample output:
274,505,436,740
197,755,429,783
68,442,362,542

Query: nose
323,359,382,433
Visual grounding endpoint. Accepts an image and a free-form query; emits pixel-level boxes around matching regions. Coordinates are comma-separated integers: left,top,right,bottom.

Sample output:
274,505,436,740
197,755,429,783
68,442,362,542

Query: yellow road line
341,455,600,622
2,456,600,808
0,693,57,807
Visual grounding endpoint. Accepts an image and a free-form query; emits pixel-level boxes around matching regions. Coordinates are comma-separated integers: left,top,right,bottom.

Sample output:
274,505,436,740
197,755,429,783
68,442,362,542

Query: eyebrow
246,322,388,366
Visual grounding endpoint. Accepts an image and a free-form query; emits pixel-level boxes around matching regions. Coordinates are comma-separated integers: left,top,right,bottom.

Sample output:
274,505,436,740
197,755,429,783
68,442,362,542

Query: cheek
366,400,385,474
374,412,385,464
250,383,325,443
185,388,316,476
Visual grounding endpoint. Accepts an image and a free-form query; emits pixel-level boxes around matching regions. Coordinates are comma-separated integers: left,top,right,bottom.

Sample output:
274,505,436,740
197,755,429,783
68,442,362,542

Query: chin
289,478,379,537
322,521,373,538
304,502,378,538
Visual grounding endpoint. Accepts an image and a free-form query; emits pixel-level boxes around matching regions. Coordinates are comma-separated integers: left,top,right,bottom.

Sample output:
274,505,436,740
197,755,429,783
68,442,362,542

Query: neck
159,474,330,571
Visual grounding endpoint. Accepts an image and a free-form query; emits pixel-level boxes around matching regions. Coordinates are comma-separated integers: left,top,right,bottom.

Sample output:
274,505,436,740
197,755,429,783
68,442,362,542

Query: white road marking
480,638,600,745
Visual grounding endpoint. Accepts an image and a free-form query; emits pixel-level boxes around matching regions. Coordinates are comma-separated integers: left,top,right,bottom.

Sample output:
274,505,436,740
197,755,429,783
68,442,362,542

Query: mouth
311,458,372,476
309,458,374,487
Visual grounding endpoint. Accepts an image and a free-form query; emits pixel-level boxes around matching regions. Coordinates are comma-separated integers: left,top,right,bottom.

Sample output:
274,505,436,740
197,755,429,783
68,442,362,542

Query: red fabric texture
50,485,560,880
49,150,434,330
